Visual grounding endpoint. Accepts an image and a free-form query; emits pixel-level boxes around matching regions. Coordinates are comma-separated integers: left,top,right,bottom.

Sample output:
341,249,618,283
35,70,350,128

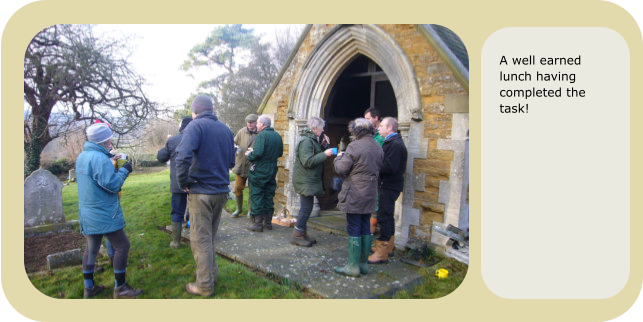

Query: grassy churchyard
27,169,467,299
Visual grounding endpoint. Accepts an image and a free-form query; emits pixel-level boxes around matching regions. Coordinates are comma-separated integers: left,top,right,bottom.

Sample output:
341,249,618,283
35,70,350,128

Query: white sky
93,24,304,111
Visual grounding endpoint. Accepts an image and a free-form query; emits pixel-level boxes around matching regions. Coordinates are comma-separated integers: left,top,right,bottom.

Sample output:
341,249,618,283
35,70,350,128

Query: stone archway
284,25,428,248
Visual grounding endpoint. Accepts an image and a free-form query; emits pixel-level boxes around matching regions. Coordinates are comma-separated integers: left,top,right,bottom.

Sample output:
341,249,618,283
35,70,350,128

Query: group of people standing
75,93,407,298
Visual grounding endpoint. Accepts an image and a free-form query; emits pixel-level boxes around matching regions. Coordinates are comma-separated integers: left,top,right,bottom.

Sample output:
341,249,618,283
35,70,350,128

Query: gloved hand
122,162,133,173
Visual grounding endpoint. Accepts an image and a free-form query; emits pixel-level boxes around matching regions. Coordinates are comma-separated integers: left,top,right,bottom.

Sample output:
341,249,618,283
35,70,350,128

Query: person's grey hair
382,117,398,132
348,117,375,140
258,115,271,127
98,140,112,149
307,117,325,132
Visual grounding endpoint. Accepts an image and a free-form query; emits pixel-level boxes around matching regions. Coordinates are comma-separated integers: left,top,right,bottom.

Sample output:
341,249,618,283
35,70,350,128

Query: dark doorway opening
318,54,398,210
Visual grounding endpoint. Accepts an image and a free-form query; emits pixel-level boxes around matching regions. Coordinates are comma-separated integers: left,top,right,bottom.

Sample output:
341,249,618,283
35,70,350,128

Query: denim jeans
295,195,314,231
171,193,188,223
346,213,370,237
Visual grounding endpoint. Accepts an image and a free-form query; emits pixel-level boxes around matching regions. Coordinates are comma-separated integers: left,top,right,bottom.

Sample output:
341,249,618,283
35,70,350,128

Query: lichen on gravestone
24,168,65,227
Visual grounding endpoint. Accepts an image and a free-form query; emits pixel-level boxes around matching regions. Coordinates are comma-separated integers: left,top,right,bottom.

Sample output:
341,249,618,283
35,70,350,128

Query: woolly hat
191,94,213,114
245,114,258,123
86,123,112,144
179,117,193,132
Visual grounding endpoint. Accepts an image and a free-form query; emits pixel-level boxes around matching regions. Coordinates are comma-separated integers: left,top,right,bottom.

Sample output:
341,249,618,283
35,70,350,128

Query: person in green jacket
291,117,334,246
245,115,283,232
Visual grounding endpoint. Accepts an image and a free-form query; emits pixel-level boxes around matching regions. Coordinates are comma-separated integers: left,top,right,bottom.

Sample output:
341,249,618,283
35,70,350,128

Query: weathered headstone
24,168,65,227
47,248,82,270
68,168,76,182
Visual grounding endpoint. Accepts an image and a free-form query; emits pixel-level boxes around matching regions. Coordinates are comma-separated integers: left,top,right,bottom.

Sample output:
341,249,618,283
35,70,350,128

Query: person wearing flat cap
230,114,258,218
175,94,235,297
157,117,192,248
76,123,143,299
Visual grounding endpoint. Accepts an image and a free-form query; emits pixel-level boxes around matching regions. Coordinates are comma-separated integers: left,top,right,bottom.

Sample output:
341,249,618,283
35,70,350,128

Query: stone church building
257,24,469,251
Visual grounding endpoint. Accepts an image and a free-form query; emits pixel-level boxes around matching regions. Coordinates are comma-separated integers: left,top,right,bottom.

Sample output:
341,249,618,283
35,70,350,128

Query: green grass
37,169,468,299
392,257,468,299
32,169,311,299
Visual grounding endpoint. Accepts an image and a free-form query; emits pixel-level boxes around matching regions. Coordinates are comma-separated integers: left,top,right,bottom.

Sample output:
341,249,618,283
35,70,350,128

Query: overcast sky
93,24,304,111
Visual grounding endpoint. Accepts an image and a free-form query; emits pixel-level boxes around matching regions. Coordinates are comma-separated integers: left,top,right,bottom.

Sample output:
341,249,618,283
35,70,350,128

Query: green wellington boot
169,222,182,248
334,236,362,277
360,234,373,275
231,197,243,218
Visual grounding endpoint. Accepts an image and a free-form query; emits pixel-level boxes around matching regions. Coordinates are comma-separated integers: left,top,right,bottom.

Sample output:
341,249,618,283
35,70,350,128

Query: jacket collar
195,110,218,121
84,141,113,157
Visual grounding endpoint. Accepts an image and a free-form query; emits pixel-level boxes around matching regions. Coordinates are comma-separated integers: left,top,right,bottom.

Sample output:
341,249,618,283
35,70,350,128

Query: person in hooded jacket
291,117,333,247
333,118,383,277
157,117,192,248
76,123,143,299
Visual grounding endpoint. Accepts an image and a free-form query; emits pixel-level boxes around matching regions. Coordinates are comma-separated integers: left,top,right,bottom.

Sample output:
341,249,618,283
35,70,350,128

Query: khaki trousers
188,193,227,293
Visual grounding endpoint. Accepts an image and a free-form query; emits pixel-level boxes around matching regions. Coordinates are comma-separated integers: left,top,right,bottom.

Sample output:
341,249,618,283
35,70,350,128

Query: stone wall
263,24,468,247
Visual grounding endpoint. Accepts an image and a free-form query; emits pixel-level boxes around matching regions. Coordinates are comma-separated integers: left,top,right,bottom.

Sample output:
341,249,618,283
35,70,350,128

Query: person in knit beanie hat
76,122,142,299
191,94,214,115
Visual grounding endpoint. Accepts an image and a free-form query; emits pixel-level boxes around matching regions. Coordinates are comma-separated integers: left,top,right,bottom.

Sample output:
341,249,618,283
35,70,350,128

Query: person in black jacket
175,94,235,297
157,117,192,248
368,117,407,264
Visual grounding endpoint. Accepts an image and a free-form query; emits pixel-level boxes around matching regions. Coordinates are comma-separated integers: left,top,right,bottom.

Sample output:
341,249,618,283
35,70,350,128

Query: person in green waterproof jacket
245,115,283,232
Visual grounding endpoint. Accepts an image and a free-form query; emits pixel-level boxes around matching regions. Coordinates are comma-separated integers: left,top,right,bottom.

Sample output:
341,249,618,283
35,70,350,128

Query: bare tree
24,24,163,176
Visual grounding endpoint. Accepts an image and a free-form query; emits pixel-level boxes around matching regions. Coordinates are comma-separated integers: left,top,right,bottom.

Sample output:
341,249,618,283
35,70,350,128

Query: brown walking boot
290,229,313,247
185,282,214,297
83,284,106,299
367,239,389,264
113,282,143,299
246,215,263,232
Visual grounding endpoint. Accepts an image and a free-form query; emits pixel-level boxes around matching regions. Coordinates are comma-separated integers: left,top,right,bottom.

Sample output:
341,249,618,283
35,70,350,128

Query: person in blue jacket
76,123,143,299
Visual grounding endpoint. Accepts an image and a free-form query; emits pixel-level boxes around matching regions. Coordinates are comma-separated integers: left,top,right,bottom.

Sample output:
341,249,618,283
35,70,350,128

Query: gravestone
24,168,65,227
68,168,76,182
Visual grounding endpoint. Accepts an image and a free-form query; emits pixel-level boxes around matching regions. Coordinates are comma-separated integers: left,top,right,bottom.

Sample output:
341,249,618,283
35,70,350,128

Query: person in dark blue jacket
76,123,142,299
175,94,235,297
368,117,407,264
157,117,192,248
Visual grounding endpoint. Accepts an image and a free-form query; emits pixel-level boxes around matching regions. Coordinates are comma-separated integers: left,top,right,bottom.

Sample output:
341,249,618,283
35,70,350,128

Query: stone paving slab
170,211,424,299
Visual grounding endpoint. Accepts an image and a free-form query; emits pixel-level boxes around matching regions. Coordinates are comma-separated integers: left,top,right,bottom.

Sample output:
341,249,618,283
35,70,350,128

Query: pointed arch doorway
317,54,398,210
285,24,425,247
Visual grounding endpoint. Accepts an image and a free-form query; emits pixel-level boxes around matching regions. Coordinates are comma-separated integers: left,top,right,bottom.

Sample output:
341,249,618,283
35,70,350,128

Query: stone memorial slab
24,169,65,228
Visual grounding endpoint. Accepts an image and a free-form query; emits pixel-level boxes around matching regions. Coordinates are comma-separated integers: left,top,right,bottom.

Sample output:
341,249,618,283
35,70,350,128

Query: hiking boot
170,222,182,248
367,239,389,264
263,213,273,230
334,236,362,277
231,197,243,218
246,215,263,232
185,282,214,297
83,284,105,299
290,229,313,247
113,282,143,299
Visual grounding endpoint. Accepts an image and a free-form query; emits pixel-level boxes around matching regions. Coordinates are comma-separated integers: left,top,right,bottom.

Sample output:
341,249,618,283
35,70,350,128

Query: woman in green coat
291,117,334,247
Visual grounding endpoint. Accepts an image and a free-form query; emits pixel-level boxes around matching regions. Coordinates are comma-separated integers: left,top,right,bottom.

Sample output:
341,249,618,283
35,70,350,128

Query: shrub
43,159,74,175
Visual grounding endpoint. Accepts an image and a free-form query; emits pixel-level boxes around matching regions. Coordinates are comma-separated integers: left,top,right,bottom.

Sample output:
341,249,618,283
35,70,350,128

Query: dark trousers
248,176,276,216
295,195,314,231
346,213,370,237
171,193,189,223
377,188,400,241
82,229,130,272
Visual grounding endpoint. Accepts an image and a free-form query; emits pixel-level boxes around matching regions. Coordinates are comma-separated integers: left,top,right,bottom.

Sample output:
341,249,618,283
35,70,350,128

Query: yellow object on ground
435,268,449,279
